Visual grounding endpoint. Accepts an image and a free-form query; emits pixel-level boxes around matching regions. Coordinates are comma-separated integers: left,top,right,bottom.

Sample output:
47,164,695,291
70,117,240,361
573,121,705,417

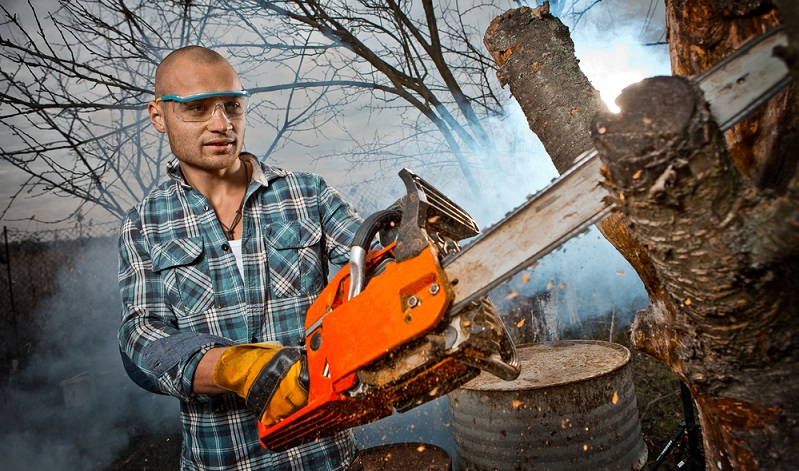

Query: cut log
483,4,606,173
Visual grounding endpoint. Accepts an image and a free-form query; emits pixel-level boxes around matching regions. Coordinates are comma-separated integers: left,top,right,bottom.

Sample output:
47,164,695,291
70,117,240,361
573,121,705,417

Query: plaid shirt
118,154,360,470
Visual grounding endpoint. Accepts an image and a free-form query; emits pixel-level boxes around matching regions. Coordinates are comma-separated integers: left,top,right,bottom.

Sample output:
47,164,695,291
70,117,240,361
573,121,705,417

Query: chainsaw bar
443,27,791,314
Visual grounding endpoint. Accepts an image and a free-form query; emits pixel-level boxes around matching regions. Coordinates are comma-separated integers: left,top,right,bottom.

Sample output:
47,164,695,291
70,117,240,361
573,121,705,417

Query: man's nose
207,102,232,130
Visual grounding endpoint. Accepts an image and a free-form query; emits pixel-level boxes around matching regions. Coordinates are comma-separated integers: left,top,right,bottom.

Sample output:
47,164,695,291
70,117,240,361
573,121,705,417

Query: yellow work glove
213,344,309,426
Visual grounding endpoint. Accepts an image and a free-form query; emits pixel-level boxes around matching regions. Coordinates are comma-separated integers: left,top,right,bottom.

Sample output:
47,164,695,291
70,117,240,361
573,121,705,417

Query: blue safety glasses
156,90,249,122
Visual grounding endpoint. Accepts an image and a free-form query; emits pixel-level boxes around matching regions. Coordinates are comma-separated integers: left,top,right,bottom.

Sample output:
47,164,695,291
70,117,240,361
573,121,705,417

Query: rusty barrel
447,341,647,470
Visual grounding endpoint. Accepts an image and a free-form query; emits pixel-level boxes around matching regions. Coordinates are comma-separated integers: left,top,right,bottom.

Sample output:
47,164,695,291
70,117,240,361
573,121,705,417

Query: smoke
425,100,649,338
0,237,179,470
514,3,669,334
574,7,671,113
355,396,457,461
425,2,669,338
490,227,649,338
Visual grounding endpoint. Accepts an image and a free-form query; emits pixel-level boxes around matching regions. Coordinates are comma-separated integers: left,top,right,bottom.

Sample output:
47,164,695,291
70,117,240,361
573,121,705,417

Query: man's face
148,58,246,174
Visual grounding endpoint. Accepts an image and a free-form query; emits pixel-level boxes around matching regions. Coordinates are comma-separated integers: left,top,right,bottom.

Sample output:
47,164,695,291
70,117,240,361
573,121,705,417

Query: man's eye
186,103,207,113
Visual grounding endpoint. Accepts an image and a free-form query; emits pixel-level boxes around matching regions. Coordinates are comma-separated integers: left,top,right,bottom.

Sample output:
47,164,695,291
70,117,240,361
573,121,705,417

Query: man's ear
148,101,167,133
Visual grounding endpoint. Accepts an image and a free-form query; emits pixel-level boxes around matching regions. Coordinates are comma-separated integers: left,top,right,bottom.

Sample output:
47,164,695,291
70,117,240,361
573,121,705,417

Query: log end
484,4,555,67
591,75,707,190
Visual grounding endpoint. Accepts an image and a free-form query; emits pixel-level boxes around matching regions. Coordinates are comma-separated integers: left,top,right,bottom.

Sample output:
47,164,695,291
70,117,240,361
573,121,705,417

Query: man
118,46,360,470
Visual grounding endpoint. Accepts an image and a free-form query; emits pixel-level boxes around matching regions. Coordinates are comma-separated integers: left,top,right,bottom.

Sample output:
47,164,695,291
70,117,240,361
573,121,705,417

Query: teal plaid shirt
118,154,360,470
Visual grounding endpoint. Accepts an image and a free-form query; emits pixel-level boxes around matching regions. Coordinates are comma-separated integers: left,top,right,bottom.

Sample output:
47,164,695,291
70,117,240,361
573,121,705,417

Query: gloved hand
213,344,309,425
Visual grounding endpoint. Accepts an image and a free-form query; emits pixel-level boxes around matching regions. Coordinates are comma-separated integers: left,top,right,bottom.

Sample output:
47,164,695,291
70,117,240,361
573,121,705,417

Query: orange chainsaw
258,168,522,451
258,26,793,451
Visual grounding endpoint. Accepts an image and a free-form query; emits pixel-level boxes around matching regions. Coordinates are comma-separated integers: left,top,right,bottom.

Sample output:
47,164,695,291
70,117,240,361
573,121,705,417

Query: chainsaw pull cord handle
348,208,403,300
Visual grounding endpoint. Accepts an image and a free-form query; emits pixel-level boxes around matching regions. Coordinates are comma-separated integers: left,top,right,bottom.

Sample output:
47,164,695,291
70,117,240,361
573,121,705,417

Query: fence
0,221,120,377
0,179,393,380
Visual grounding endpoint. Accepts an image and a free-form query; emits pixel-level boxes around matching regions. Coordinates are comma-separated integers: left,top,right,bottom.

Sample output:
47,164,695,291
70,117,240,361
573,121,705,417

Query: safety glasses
155,90,249,122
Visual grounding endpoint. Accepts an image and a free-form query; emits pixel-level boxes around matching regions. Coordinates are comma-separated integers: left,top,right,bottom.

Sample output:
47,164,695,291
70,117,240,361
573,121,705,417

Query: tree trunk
775,0,799,83
593,75,799,470
483,2,606,173
484,4,799,469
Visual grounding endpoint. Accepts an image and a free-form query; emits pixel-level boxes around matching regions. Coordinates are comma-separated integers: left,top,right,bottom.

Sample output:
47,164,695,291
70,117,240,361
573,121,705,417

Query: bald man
118,46,361,470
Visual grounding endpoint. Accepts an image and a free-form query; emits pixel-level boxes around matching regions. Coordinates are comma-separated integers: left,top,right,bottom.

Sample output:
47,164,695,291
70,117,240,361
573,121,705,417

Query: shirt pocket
151,237,215,315
267,219,325,298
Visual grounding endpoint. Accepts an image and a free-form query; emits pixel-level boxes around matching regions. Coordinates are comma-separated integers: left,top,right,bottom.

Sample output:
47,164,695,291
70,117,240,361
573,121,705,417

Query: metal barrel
447,341,647,471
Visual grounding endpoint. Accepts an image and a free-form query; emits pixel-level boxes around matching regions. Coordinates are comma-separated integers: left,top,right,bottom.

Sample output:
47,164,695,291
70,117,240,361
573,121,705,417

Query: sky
0,0,669,234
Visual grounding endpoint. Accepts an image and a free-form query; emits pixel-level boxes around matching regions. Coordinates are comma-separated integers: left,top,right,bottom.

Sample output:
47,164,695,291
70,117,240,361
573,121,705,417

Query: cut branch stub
592,74,799,470
593,76,715,194
592,75,750,357
483,5,606,172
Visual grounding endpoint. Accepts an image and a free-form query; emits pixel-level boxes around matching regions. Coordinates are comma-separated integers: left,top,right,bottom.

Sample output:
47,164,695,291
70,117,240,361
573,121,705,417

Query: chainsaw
258,26,793,451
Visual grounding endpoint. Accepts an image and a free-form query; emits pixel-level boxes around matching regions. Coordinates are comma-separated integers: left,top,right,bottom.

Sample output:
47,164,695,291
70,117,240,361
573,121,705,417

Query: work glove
213,344,309,425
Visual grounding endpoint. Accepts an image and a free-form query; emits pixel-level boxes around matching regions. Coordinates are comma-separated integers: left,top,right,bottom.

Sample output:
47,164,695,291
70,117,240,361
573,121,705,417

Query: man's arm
193,347,228,394
118,209,232,400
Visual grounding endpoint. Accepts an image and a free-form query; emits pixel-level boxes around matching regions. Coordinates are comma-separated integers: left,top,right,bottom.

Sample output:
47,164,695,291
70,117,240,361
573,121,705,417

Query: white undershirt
228,239,245,280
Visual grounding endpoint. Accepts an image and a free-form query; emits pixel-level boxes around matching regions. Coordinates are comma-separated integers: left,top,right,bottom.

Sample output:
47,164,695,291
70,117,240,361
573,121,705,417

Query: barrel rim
459,340,631,391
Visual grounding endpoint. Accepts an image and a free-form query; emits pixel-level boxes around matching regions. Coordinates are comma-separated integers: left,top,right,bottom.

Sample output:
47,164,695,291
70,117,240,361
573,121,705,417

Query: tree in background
1,0,593,224
0,0,355,222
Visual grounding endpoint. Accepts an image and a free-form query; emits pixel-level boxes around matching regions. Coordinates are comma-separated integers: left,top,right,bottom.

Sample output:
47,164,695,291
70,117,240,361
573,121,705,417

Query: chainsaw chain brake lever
448,298,522,381
348,168,478,298
457,319,521,381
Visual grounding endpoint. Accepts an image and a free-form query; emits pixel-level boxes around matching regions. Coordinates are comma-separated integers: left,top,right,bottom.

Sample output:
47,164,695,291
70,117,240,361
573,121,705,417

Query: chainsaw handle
350,208,402,250
348,208,403,299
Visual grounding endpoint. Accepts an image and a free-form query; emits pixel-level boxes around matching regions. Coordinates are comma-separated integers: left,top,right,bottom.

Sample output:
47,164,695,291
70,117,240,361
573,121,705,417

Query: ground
109,428,182,470
628,335,701,470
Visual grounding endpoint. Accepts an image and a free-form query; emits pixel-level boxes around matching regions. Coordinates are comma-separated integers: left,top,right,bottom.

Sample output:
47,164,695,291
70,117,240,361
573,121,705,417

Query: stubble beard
166,123,245,174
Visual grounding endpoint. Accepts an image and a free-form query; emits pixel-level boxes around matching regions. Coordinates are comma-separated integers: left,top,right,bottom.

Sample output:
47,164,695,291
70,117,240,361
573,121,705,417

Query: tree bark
483,2,606,173
484,4,799,469
593,76,799,470
667,0,799,193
